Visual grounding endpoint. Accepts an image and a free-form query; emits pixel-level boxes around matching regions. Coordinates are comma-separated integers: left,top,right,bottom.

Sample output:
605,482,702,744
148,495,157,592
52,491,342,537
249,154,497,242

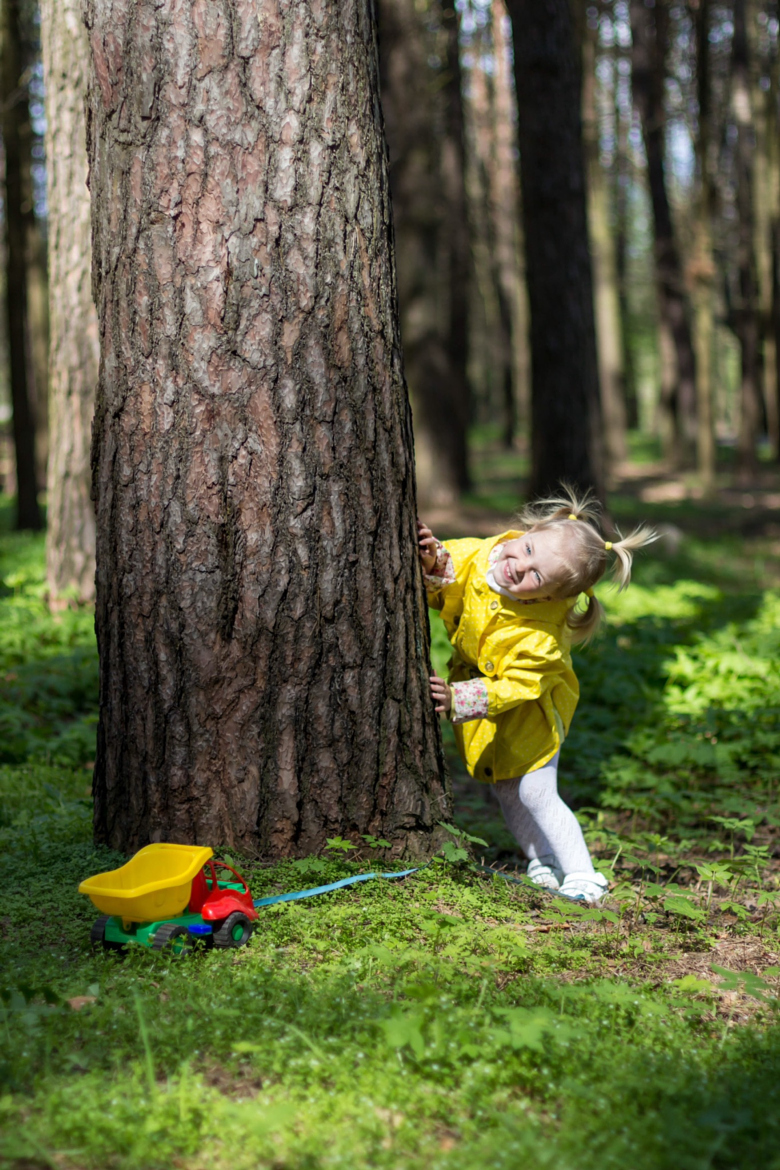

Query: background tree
85,0,450,858
377,0,471,503
505,0,604,498
582,3,629,470
41,0,99,602
0,0,41,530
729,0,762,476
690,0,718,491
630,0,697,463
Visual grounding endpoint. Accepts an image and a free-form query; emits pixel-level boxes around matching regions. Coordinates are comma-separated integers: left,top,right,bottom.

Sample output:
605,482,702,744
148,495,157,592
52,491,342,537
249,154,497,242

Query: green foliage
0,513,98,771
2,502,780,1168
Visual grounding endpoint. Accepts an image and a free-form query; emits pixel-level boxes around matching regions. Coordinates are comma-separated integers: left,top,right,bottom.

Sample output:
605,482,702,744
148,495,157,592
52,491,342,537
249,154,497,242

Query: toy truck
79,843,259,955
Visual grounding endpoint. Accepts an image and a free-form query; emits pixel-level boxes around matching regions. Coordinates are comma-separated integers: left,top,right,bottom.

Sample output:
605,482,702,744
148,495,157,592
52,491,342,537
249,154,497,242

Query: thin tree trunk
691,0,717,492
732,0,762,477
505,0,604,498
771,58,780,458
490,0,529,446
614,57,638,430
582,9,628,470
463,39,505,431
441,4,472,469
0,0,41,530
85,0,450,858
753,1,778,461
41,0,99,603
377,0,470,503
630,0,697,464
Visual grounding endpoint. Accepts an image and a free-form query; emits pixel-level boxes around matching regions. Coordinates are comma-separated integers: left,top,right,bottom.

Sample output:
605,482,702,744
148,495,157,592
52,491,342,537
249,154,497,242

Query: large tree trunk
582,9,628,471
0,0,41,531
731,0,762,478
41,0,99,603
377,0,470,504
629,0,697,464
505,0,604,499
85,0,450,858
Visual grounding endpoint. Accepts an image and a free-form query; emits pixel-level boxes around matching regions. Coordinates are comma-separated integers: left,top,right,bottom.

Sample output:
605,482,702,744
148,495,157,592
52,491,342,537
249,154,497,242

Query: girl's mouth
503,560,518,586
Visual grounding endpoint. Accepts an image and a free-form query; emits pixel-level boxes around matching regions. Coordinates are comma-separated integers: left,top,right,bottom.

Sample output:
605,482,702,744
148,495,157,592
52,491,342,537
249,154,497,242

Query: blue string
252,861,536,911
253,867,420,908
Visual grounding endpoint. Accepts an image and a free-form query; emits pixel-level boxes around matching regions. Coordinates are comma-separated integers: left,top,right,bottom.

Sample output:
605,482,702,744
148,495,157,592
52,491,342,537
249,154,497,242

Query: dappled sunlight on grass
1,488,780,1168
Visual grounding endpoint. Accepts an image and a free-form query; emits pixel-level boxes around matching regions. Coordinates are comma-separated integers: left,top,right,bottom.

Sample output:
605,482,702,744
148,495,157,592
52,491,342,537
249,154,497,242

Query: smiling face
493,529,569,599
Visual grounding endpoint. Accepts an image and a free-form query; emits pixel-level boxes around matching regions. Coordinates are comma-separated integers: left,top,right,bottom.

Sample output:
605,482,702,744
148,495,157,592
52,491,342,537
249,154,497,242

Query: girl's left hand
430,674,452,715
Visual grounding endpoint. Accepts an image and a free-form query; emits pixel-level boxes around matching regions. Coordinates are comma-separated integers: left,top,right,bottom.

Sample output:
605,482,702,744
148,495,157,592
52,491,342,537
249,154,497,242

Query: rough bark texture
376,0,470,504
85,0,450,858
41,0,99,602
0,0,41,530
506,0,604,499
630,0,697,463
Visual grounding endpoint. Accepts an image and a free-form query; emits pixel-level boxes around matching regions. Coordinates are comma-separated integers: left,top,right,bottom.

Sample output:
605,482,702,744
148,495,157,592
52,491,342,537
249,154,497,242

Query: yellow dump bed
79,843,214,922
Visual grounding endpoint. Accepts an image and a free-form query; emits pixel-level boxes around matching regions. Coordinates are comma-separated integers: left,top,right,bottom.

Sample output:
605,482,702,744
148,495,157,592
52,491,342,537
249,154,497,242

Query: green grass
1,491,780,1170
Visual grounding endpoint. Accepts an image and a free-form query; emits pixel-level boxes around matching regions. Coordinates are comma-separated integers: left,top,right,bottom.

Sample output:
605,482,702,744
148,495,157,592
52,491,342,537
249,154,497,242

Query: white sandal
558,871,609,903
527,856,564,891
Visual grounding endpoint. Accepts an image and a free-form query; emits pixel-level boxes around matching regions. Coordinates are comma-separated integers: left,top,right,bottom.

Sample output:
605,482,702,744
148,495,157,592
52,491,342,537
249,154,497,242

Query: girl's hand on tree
417,519,438,573
430,674,452,716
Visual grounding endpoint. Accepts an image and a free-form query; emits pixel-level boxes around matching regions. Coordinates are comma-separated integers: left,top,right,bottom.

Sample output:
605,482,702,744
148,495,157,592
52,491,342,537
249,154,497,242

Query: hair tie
604,541,613,551
585,587,594,599
568,513,578,521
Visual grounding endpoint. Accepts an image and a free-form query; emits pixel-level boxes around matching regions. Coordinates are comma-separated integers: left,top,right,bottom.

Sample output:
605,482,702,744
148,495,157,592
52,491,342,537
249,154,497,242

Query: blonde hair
517,486,657,643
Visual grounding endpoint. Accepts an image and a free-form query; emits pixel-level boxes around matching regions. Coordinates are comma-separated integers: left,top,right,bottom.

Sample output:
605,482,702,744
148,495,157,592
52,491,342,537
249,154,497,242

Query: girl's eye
525,544,532,555
534,571,541,584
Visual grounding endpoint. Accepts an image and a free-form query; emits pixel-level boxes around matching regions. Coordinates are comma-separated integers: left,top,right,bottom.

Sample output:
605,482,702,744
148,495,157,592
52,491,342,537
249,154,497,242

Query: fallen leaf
67,996,97,1011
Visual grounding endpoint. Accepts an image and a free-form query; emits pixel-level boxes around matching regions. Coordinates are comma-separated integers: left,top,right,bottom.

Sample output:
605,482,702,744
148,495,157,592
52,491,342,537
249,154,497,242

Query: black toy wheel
91,915,123,951
151,923,194,956
212,911,253,949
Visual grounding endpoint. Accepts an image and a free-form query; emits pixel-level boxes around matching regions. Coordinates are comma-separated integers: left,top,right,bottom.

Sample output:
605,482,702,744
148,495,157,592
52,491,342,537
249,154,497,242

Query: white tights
492,752,595,876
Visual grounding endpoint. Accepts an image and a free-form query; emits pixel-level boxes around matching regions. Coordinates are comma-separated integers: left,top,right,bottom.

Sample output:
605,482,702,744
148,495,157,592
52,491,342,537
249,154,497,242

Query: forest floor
2,440,780,1169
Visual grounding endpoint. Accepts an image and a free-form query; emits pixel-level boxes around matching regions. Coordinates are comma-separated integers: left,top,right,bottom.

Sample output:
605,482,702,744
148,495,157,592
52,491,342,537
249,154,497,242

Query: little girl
419,489,655,903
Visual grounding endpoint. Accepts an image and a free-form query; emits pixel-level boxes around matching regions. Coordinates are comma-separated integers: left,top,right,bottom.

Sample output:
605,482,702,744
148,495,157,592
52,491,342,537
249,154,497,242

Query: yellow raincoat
427,532,579,783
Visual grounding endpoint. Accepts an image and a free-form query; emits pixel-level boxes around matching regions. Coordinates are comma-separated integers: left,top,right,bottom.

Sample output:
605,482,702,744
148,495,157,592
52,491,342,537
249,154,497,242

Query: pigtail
567,591,604,644
608,525,658,591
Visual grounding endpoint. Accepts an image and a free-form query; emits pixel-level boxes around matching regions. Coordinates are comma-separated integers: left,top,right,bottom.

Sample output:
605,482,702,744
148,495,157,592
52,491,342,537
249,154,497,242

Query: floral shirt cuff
450,678,489,723
423,540,455,589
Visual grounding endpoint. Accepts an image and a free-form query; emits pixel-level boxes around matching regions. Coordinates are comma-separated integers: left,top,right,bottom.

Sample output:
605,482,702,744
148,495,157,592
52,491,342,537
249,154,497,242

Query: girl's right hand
417,519,438,573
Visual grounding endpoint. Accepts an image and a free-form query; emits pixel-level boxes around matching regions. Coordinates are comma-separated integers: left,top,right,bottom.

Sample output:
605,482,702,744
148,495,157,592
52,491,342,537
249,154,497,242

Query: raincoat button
484,660,494,672
489,600,499,611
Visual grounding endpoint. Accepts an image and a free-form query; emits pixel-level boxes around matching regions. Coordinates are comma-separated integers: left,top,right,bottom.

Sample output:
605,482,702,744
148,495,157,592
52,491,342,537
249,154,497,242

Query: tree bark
490,0,529,447
731,0,762,478
41,0,99,602
752,0,778,461
691,0,717,492
0,0,41,530
770,35,780,459
377,0,470,504
85,0,450,858
629,0,697,463
582,9,628,471
505,0,604,499
462,38,504,429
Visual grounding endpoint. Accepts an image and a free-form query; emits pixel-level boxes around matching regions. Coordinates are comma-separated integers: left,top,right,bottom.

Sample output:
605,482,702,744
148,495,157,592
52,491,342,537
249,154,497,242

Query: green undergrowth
2,496,780,1168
